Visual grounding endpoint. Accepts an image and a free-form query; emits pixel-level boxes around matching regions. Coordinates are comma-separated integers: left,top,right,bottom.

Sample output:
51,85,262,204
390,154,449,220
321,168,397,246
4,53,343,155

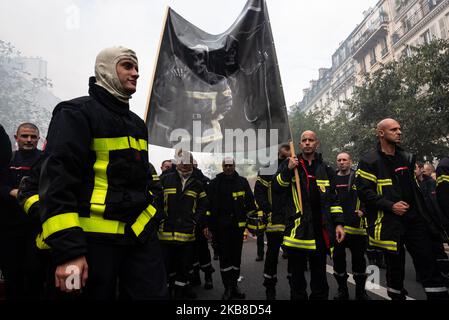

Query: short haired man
332,152,370,300
273,131,345,300
208,157,258,300
356,118,449,300
0,123,42,299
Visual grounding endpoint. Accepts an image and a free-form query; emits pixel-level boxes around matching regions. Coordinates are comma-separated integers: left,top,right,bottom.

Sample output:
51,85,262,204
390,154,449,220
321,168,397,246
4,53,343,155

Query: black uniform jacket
272,153,344,254
356,144,447,253
157,170,208,243
38,77,163,265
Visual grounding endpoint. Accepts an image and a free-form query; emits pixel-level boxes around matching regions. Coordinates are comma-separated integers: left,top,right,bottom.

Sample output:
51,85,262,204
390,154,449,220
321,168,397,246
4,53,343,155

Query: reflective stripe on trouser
216,225,244,287
160,242,193,291
263,232,283,286
385,214,449,300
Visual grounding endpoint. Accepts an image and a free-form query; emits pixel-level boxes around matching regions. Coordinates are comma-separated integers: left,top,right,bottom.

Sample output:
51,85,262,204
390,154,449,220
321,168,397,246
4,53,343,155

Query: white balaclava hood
94,46,138,103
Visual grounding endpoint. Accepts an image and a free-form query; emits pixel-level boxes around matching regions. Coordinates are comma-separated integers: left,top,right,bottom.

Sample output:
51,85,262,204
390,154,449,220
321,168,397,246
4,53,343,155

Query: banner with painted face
145,0,290,154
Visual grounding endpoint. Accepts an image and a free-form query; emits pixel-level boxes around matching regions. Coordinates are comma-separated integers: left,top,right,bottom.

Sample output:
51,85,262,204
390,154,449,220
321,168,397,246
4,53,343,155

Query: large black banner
145,0,290,152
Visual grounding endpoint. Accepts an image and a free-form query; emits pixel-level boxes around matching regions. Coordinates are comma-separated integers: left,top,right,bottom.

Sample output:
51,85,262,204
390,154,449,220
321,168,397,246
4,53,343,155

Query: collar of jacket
376,142,414,166
216,171,239,181
88,76,130,115
298,152,323,164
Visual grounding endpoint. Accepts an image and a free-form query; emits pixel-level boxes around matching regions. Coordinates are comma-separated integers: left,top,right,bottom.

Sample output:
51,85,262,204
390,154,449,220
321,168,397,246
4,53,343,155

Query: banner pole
144,6,170,124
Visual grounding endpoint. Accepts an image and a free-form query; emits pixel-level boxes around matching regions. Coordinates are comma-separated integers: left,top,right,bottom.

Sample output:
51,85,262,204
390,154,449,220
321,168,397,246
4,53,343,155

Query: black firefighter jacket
355,144,447,253
38,77,163,265
254,160,286,233
157,170,208,243
272,154,344,254
335,169,368,236
208,171,257,231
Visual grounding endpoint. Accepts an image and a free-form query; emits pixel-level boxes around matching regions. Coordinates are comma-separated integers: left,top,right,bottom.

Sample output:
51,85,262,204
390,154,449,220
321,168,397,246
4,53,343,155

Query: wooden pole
289,140,303,215
143,6,170,124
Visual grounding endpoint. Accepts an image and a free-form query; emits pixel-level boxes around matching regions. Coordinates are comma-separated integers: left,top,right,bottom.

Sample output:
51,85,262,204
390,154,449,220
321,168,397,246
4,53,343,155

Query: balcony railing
351,14,389,53
331,66,355,92
392,0,443,45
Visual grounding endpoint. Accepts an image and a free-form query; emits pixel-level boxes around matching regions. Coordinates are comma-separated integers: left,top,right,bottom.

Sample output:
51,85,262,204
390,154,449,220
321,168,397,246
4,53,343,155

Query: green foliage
289,39,449,163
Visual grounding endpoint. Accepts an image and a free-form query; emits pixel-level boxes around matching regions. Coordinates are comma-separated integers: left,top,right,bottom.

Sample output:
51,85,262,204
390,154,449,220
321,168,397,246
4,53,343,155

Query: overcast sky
0,0,377,172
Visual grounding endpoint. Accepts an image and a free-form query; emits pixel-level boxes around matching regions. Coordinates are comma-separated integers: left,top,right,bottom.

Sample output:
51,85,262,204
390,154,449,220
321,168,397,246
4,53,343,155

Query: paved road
194,235,430,300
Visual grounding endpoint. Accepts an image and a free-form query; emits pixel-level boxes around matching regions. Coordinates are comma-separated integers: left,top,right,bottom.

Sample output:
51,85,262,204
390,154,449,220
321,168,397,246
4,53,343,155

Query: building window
381,37,389,56
421,29,431,44
369,48,377,66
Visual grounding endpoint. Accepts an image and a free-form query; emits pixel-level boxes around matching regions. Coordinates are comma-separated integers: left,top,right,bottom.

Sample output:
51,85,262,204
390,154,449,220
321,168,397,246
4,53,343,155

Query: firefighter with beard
273,131,345,300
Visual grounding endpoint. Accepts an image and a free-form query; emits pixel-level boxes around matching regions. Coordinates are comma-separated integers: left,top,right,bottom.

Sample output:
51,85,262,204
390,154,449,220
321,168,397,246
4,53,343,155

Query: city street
194,235,428,300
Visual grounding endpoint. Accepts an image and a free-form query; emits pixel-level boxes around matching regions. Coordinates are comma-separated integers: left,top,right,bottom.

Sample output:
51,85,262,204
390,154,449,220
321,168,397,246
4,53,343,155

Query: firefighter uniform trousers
288,246,329,300
333,234,367,287
217,225,245,288
385,212,448,300
191,226,214,278
162,241,194,293
84,236,167,300
263,232,284,288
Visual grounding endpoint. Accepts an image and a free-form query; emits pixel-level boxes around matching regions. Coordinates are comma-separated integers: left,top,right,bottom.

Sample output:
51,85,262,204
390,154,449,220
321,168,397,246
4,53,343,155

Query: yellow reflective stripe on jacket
35,233,50,250
437,175,449,186
164,188,177,195
344,226,367,236
79,214,125,234
42,212,80,239
131,204,157,237
90,150,108,211
369,236,398,252
330,206,343,214
238,222,247,228
356,169,377,183
283,236,316,250
266,224,285,232
290,217,301,239
199,192,207,199
152,174,160,181
374,211,384,240
276,173,290,187
91,136,148,152
257,176,271,188
316,180,330,186
205,211,211,216
232,191,245,198
158,231,195,242
185,190,198,198
23,194,39,214
291,184,301,214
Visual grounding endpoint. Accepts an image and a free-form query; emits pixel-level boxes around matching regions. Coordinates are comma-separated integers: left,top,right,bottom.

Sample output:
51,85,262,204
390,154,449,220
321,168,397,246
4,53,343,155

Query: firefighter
332,152,370,300
207,157,258,300
257,143,290,300
356,118,449,300
0,123,43,299
273,131,345,300
190,159,215,290
38,46,167,299
157,150,208,299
